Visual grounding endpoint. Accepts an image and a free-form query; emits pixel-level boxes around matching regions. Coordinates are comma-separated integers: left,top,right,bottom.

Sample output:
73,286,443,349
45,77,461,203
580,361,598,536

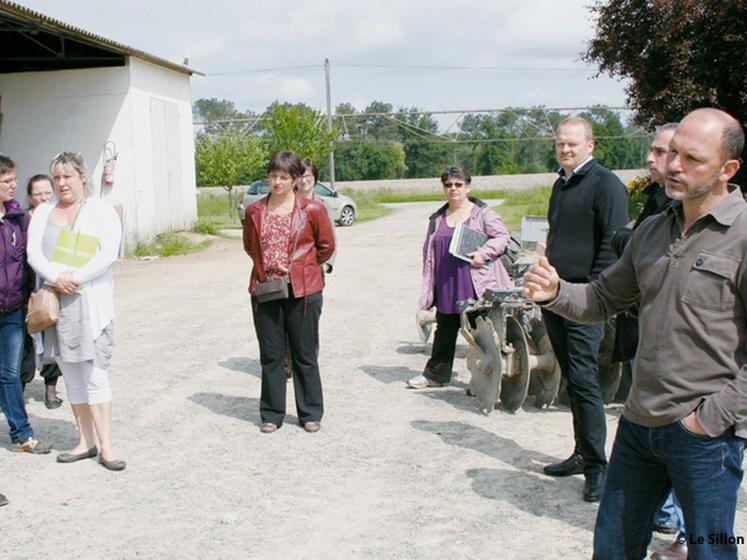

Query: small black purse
255,278,289,303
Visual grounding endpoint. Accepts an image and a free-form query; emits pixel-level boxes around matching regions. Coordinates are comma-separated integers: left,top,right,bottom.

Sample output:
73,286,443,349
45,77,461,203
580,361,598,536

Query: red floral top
261,212,292,280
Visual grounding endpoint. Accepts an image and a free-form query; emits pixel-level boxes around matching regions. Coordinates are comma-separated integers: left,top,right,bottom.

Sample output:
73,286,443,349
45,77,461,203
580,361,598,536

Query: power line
334,63,594,72
204,63,597,76
193,105,633,125
209,64,320,76
337,133,650,146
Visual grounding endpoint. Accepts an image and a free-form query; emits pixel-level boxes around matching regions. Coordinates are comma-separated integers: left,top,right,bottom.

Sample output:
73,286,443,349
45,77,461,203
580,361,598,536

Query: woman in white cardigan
27,152,125,471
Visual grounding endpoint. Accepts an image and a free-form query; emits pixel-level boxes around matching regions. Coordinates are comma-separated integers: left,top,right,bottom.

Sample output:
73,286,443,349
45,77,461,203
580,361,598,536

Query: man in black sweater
542,117,629,502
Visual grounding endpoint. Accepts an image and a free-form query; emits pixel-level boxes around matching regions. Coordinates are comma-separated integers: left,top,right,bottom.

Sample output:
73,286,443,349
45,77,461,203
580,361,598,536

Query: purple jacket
0,199,33,312
419,197,511,310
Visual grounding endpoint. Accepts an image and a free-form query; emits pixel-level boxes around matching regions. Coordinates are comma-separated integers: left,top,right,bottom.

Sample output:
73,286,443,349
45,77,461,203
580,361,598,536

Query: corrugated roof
0,0,203,75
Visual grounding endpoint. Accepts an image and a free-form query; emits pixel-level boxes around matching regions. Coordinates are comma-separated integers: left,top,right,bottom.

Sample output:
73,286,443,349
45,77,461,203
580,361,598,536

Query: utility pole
324,58,336,188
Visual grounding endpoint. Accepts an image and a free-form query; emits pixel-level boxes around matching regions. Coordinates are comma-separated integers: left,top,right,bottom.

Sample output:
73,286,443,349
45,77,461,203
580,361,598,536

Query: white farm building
0,1,201,247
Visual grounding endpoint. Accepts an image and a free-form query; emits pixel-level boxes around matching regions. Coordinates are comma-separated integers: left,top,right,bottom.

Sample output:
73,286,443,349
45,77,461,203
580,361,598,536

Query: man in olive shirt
524,108,746,559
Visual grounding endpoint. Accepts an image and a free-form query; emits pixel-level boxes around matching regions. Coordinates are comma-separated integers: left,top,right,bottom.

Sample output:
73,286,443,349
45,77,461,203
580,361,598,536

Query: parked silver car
237,180,358,226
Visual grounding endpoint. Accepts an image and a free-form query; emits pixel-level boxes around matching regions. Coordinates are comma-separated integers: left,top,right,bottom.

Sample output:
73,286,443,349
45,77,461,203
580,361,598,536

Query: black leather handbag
255,278,289,303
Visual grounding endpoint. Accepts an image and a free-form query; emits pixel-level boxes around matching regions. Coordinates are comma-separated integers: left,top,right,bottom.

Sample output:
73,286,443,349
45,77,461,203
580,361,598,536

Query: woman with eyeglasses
27,152,125,471
0,154,52,455
243,151,335,434
408,165,511,389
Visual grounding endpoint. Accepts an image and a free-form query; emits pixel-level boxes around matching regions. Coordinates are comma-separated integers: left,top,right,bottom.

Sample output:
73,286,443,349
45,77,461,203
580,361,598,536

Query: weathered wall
0,58,197,247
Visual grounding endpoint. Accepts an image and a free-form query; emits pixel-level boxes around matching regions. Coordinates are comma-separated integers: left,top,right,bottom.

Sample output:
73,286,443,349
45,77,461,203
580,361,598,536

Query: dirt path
4,202,746,560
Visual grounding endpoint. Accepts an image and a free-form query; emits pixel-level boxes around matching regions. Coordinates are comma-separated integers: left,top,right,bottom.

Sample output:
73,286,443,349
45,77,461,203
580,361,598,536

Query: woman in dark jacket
243,151,335,434
0,154,51,454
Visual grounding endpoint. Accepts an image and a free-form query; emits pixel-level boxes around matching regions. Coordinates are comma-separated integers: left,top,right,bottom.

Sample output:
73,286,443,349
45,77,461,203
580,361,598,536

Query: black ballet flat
57,447,98,463
99,457,127,471
44,397,63,410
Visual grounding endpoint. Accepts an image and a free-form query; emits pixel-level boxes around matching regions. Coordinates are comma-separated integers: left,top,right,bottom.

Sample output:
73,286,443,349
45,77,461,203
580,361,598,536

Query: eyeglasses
443,181,466,189
0,176,17,186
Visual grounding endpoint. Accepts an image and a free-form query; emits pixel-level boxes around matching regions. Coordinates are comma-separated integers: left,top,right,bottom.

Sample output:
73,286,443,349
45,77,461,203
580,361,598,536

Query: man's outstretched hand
522,257,560,302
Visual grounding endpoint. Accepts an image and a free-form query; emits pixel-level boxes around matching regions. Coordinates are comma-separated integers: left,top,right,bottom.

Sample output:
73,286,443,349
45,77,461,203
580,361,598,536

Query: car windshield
248,181,269,195
314,183,334,197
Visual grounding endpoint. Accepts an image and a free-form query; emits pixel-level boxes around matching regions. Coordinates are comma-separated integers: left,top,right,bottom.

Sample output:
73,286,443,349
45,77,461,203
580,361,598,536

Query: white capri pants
56,359,112,405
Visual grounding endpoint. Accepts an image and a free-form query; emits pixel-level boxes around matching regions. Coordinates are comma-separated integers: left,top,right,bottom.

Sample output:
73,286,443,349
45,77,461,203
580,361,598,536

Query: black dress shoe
543,453,585,477
583,470,606,502
650,538,688,560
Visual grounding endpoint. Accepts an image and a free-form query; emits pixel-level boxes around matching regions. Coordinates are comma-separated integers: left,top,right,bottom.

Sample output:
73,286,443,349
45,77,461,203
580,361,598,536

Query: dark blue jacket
0,199,33,312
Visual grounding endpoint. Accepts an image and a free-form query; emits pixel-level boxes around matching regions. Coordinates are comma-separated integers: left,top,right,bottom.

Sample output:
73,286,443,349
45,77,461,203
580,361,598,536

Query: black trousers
252,291,324,426
423,311,478,384
20,333,61,388
542,309,607,474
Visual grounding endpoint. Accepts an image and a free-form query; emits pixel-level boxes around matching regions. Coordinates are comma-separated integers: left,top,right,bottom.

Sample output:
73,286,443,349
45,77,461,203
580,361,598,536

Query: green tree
263,102,337,164
459,114,520,175
584,0,747,187
193,97,258,135
579,106,650,170
334,143,407,180
358,101,400,140
395,107,450,178
195,130,266,213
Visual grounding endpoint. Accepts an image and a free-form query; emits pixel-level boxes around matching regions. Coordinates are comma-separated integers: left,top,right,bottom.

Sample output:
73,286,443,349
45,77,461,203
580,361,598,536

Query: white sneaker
13,437,52,454
407,375,444,389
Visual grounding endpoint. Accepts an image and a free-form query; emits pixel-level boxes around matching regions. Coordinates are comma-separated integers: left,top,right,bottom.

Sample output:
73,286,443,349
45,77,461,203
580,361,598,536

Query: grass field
134,232,213,258
196,185,552,233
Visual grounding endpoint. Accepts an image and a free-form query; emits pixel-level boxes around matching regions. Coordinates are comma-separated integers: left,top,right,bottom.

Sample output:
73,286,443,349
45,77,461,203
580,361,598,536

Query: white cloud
352,20,405,50
13,0,627,113
257,74,316,102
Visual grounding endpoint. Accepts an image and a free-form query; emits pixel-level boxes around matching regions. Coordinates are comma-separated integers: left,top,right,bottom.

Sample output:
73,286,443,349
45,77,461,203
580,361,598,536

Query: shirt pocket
681,251,738,311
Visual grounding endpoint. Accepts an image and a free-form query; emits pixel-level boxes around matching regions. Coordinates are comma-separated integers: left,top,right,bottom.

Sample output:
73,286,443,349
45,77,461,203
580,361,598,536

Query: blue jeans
653,490,685,533
0,308,33,442
594,415,745,559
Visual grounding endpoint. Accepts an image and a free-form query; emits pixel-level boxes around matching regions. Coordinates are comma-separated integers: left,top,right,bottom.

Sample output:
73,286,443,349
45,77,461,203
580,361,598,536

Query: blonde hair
50,152,94,197
557,117,594,142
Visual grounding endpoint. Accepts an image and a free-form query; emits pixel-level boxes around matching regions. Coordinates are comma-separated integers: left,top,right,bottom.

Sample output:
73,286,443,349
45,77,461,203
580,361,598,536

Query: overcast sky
14,0,630,118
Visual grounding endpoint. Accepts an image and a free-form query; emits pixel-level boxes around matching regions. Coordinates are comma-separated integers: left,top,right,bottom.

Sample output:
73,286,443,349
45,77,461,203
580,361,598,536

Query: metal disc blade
466,316,502,413
500,316,531,412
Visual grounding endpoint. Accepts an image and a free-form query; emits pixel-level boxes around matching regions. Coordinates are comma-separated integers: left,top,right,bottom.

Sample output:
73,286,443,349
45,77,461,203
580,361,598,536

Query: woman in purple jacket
0,154,51,454
408,165,511,389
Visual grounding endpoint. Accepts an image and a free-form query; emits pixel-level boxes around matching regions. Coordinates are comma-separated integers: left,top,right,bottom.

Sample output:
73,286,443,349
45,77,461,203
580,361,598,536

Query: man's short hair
723,119,745,161
0,154,15,176
686,108,744,162
655,123,678,135
557,117,594,141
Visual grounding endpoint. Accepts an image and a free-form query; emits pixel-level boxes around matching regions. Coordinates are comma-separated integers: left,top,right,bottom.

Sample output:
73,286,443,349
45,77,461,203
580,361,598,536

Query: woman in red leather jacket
243,151,335,434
